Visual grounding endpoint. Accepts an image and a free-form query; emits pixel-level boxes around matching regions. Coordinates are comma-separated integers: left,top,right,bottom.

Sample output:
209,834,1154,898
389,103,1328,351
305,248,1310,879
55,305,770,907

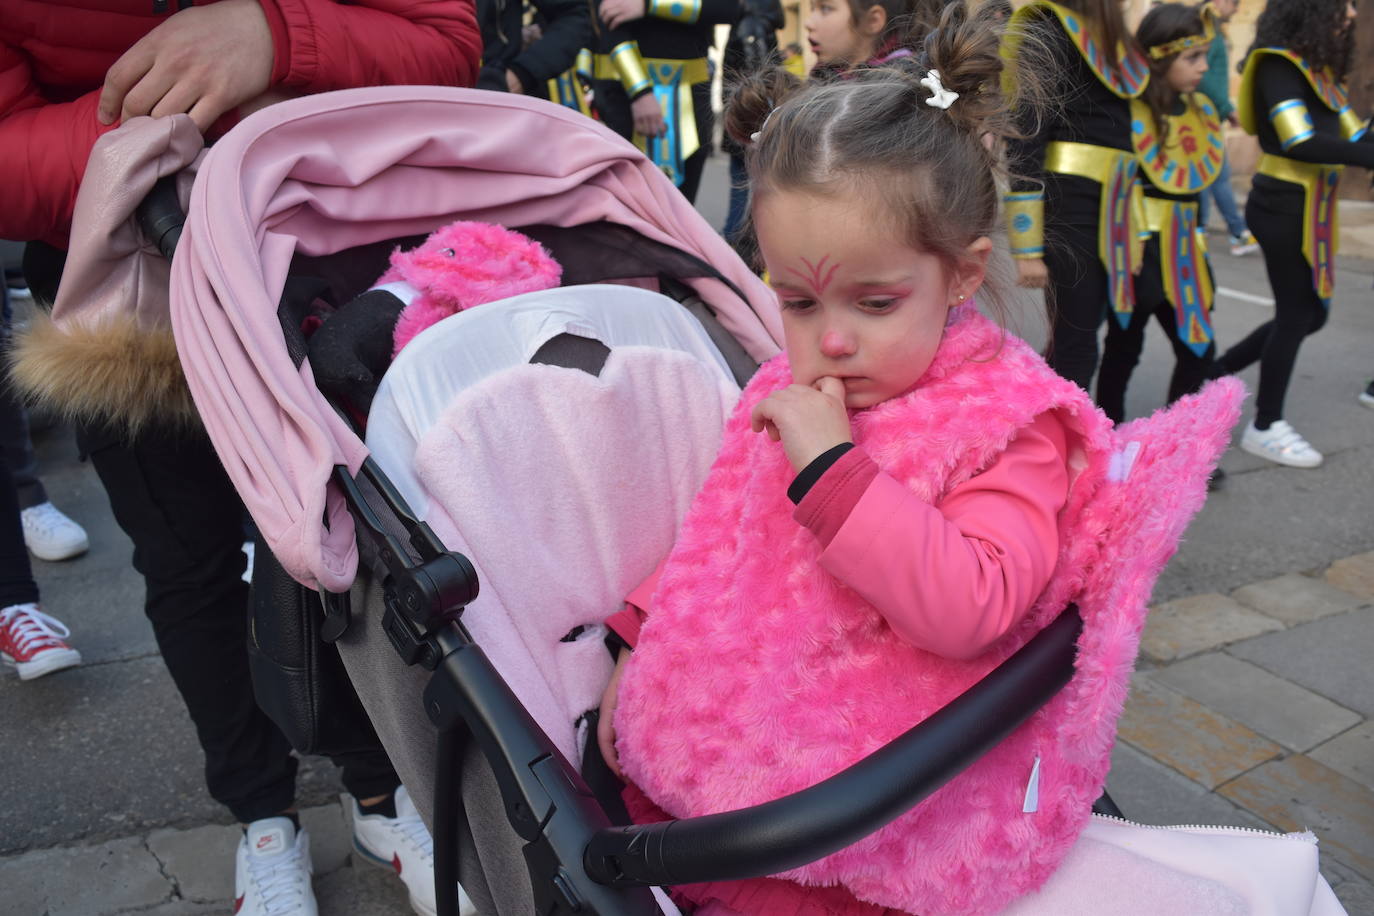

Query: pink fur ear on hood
384,221,562,356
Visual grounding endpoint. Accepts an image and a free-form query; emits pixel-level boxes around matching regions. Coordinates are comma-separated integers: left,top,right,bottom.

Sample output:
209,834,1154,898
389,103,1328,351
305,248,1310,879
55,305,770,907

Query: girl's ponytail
918,2,1007,140
723,66,802,150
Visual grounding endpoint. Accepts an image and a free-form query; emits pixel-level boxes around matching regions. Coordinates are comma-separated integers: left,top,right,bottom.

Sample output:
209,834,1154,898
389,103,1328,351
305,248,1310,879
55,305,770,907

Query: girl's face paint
755,190,983,409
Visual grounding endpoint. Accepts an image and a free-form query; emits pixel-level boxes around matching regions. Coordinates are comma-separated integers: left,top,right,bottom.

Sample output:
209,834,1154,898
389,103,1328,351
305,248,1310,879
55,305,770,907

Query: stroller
110,87,1338,914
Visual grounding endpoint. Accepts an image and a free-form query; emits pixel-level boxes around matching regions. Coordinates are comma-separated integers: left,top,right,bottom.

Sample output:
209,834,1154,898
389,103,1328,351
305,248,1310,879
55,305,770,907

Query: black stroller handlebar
584,606,1083,889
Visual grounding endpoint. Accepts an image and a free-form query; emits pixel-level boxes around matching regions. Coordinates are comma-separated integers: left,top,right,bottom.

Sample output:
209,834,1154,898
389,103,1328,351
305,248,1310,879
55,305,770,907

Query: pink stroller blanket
167,87,782,591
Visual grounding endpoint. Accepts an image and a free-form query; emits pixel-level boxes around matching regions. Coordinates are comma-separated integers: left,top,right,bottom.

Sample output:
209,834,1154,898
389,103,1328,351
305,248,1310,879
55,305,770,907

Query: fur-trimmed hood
8,115,203,432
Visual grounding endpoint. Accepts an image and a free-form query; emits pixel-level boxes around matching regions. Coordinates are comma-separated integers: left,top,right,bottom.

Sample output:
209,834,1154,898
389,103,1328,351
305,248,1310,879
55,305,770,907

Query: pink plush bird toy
383,221,563,357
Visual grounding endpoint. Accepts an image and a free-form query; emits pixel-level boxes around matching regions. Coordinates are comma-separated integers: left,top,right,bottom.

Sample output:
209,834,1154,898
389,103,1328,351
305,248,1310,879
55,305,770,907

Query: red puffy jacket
1,0,481,247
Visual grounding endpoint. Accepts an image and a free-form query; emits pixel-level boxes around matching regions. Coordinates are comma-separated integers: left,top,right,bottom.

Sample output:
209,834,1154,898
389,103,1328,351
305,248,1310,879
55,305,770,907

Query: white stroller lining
361,284,740,772
368,284,739,519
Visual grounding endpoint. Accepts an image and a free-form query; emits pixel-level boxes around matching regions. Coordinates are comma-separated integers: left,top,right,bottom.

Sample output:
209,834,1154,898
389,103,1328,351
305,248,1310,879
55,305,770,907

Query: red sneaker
0,603,82,680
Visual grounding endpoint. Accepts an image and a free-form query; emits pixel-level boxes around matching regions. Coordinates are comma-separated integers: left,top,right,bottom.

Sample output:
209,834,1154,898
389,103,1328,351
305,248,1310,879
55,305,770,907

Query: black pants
0,416,39,610
1044,177,1112,391
1218,190,1328,426
0,285,38,608
1,288,47,510
79,420,398,822
1096,238,1217,424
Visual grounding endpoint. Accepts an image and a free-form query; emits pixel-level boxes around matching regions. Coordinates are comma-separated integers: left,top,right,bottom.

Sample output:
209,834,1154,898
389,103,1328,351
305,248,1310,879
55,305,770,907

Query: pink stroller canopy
168,86,782,591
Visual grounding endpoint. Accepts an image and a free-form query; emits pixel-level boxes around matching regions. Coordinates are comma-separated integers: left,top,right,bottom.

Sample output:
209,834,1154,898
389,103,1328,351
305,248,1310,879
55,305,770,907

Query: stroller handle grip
584,606,1083,888
137,176,186,262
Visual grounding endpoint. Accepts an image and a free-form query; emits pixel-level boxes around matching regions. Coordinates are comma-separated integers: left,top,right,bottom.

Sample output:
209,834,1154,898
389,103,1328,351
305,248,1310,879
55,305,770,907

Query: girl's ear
858,3,888,39
949,236,994,305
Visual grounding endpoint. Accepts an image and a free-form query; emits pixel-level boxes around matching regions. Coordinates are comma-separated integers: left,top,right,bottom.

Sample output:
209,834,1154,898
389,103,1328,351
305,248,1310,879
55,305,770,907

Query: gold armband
647,0,701,23
575,48,593,81
1005,191,1045,259
1338,105,1368,141
611,41,652,97
1269,99,1315,151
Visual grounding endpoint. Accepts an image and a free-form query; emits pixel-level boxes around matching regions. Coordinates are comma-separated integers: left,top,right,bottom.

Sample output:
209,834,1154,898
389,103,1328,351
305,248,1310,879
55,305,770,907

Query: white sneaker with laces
21,501,89,561
0,602,81,679
234,817,317,916
1240,420,1324,468
352,785,475,916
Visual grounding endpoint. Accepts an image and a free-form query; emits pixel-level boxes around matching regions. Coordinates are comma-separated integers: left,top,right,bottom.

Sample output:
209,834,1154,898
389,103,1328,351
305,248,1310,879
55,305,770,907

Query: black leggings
1218,193,1329,426
1043,180,1113,391
1096,238,1216,424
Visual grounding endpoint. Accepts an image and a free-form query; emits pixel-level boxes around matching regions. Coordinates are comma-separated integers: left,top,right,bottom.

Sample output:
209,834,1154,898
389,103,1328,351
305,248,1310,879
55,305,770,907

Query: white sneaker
21,502,89,561
351,785,475,916
234,817,317,916
1240,420,1324,468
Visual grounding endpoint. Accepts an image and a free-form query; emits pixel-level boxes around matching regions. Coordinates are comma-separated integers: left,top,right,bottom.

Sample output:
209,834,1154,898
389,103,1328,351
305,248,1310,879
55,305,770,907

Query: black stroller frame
140,178,1112,916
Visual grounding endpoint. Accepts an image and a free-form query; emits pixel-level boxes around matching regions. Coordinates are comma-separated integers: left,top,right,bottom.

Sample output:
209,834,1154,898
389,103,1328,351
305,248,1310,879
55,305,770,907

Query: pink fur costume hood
615,306,1244,915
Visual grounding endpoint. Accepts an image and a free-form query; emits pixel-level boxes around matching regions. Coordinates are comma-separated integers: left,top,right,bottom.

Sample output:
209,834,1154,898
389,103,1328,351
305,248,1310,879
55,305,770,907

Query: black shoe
1207,467,1227,491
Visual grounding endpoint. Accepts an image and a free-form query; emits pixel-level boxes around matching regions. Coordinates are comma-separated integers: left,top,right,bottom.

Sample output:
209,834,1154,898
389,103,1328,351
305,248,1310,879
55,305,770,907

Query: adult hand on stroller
600,0,647,29
631,93,667,137
750,377,852,472
1015,257,1049,290
597,647,633,779
97,0,274,133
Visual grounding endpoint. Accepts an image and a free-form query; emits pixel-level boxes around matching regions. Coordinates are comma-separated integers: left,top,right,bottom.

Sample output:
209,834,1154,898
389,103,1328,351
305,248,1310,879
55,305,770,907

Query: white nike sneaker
351,785,476,916
233,817,317,916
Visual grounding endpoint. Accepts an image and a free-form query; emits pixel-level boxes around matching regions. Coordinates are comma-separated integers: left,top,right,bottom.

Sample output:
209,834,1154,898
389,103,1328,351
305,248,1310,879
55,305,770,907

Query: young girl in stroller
592,8,1246,915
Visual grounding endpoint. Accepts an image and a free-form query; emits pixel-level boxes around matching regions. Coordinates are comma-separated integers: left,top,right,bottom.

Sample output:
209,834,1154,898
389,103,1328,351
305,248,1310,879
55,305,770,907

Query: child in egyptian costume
1096,3,1224,424
1212,0,1374,468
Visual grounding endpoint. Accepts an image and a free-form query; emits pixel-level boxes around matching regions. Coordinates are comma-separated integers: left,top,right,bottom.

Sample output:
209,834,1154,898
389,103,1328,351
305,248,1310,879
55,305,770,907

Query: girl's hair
1137,3,1209,144
1053,0,1140,70
1243,0,1354,82
726,2,1039,325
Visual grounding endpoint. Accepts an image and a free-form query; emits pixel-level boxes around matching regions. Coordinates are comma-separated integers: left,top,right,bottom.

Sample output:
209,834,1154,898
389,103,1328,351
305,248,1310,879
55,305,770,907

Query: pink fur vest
615,307,1244,915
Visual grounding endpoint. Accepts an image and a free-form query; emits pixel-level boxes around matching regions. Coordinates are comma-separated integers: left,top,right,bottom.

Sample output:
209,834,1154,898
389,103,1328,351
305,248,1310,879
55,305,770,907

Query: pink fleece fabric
615,307,1245,915
384,221,562,356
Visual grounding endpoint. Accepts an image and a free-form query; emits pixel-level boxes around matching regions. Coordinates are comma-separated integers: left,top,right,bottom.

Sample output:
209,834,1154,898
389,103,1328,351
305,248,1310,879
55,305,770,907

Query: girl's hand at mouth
750,376,853,472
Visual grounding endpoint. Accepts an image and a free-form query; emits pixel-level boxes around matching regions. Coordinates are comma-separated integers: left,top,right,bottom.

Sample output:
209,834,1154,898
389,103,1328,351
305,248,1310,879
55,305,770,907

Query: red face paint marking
783,255,841,296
